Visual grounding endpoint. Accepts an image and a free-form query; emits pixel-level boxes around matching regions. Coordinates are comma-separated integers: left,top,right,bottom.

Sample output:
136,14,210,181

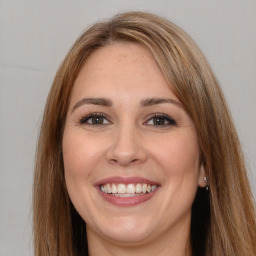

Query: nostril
109,159,119,164
109,158,140,166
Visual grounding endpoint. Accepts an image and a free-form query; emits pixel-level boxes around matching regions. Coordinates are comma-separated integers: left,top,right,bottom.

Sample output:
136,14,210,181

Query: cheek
62,130,104,180
150,132,200,185
157,134,200,211
62,131,88,202
62,130,105,218
62,130,102,215
157,133,199,166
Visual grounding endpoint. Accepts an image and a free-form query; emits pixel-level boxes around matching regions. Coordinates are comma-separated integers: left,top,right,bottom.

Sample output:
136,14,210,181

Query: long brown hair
33,12,256,256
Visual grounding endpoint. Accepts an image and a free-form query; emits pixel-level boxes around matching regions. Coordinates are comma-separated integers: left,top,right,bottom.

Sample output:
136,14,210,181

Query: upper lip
94,176,160,186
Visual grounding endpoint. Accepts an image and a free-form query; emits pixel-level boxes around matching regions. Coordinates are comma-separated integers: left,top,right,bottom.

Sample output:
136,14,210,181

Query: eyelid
144,113,177,126
78,112,177,127
79,112,112,125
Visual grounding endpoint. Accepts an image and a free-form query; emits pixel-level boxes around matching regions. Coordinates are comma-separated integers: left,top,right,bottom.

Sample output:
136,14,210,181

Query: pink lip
94,176,160,207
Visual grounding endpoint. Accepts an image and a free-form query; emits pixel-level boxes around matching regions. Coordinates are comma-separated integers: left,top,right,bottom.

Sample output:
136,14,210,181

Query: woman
33,12,256,256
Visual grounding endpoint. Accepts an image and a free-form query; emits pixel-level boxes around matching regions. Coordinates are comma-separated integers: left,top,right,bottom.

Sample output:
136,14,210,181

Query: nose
106,124,148,166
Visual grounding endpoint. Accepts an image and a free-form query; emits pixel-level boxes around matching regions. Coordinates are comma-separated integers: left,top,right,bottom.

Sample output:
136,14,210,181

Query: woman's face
63,42,206,246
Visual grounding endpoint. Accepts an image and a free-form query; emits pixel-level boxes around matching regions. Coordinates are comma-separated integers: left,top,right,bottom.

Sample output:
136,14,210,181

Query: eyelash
79,112,177,127
79,112,110,125
144,113,177,127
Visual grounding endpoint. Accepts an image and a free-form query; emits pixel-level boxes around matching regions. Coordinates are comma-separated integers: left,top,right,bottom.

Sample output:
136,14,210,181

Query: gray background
0,1,255,255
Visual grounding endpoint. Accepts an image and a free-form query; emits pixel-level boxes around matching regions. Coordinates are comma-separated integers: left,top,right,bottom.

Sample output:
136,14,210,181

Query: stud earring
204,177,209,190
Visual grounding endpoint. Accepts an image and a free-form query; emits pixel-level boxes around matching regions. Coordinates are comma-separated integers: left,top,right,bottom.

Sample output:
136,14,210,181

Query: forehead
71,42,178,102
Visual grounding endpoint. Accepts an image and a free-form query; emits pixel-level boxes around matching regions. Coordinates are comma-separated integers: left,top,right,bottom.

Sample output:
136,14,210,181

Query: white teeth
126,184,135,193
114,193,142,197
100,183,158,195
135,184,142,193
107,184,111,193
118,184,126,194
112,184,117,193
142,184,147,193
151,185,157,192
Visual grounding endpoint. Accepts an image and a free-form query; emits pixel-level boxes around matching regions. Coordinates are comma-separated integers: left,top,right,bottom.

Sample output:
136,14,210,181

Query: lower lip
97,187,159,207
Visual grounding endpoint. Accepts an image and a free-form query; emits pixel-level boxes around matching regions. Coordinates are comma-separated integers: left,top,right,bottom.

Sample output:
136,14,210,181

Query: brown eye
80,113,110,125
146,114,177,127
153,117,166,125
91,116,104,124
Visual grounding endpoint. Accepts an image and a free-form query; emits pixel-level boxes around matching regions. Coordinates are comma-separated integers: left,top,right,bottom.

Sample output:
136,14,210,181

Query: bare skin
63,42,206,256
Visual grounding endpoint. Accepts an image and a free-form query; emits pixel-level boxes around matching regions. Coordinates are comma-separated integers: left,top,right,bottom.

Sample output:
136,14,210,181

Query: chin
102,228,151,244
90,217,154,244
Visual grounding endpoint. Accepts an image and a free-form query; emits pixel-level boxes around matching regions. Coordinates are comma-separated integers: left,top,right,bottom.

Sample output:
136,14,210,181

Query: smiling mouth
100,183,158,197
95,177,160,206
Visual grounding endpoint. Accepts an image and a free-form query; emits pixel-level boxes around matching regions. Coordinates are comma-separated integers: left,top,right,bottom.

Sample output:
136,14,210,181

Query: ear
198,163,207,188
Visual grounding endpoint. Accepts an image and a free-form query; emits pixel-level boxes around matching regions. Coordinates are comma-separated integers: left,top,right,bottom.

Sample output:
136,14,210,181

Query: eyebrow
71,97,112,112
140,98,183,108
71,97,183,113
